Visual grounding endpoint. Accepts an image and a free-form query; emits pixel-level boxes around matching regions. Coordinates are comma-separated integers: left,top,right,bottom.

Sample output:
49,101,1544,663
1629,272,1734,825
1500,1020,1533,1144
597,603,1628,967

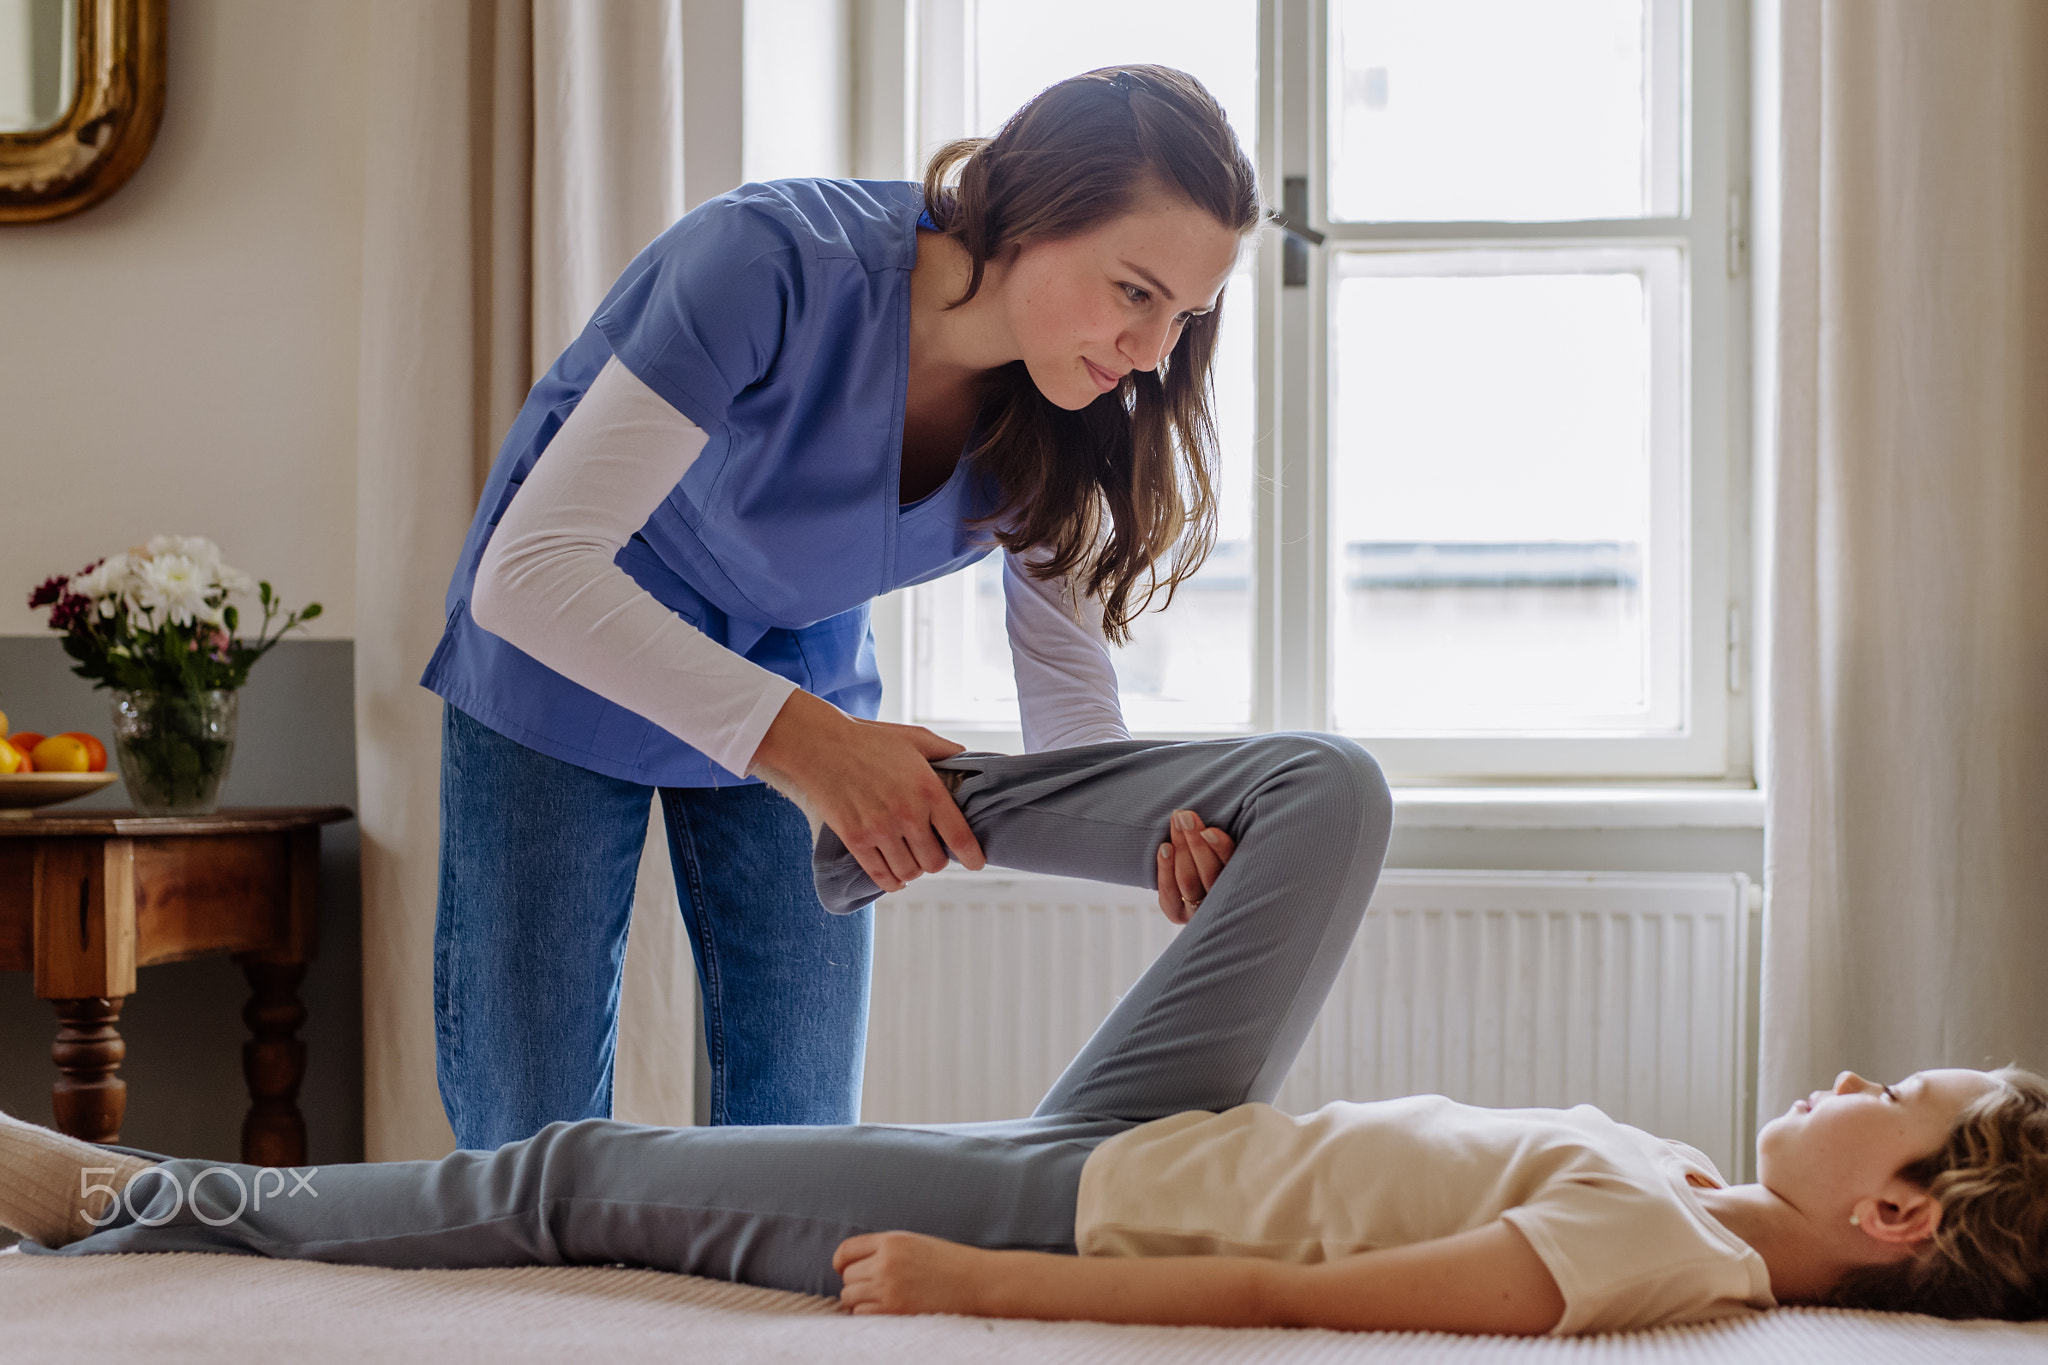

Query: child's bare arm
832,1220,1564,1335
1261,1221,1565,1334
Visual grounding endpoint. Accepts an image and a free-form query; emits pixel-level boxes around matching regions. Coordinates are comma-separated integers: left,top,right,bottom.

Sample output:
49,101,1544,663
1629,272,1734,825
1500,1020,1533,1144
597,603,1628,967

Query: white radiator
860,869,1756,1177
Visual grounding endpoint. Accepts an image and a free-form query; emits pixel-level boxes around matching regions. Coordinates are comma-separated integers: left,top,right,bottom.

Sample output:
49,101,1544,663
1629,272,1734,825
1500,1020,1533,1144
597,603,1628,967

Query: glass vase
109,689,239,816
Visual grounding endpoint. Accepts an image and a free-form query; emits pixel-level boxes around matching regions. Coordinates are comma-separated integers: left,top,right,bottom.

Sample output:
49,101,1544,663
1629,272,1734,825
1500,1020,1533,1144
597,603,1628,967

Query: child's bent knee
1259,733,1386,803
1243,733,1392,854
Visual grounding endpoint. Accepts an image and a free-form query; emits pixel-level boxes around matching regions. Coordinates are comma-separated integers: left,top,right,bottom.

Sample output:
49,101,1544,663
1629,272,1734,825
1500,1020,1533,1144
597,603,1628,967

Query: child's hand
834,1231,990,1316
1156,809,1236,925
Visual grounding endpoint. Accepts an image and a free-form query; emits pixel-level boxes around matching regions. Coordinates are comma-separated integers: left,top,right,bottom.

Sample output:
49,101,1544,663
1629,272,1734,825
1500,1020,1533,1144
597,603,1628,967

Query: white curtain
1761,0,2048,1119
530,1,687,372
355,0,696,1160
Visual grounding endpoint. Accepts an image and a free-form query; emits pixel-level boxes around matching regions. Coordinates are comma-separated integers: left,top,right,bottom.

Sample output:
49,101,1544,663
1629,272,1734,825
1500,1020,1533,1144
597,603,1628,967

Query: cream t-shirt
1074,1096,1776,1335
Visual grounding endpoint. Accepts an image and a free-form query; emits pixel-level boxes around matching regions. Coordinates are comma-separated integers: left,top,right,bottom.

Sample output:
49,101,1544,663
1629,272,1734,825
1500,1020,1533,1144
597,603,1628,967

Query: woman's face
1757,1068,2002,1220
997,188,1244,412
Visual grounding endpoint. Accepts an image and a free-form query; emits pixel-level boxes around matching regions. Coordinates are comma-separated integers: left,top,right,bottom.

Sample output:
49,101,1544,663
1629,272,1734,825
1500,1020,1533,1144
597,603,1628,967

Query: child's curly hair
1825,1066,2048,1320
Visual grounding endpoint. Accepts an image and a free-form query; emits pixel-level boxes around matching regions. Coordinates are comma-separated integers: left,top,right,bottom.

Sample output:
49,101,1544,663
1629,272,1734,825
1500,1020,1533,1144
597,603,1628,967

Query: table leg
50,996,128,1143
239,959,308,1167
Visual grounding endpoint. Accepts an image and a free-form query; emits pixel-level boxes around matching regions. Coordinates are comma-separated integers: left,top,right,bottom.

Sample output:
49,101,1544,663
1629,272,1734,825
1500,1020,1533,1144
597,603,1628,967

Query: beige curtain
1761,0,2048,1119
531,0,697,1133
355,0,695,1161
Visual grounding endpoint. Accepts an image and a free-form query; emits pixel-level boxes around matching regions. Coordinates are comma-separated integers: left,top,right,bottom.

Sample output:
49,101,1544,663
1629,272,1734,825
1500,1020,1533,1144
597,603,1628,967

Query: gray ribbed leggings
36,733,1392,1296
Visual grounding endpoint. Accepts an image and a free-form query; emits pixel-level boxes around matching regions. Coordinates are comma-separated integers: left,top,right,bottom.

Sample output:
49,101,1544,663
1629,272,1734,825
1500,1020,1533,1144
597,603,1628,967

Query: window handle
1268,215,1325,248
1271,176,1322,287
1267,208,1326,243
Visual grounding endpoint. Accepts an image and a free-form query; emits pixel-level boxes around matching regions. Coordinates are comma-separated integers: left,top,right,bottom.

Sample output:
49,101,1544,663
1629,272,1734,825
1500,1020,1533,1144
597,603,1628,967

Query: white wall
0,0,366,639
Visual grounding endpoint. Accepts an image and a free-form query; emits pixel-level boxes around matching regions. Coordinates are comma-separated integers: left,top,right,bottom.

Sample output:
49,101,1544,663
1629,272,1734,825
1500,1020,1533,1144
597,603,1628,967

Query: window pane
1328,250,1683,733
1121,264,1255,731
911,553,1015,728
911,0,1259,733
972,0,1258,142
1328,0,1682,223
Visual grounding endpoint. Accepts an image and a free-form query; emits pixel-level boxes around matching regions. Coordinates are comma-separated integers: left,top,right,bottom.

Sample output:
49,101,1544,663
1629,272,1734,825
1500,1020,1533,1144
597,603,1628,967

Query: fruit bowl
0,771,120,818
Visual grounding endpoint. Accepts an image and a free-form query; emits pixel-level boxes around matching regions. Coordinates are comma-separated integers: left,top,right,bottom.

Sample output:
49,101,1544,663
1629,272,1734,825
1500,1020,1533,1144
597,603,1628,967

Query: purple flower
27,574,68,609
48,593,92,633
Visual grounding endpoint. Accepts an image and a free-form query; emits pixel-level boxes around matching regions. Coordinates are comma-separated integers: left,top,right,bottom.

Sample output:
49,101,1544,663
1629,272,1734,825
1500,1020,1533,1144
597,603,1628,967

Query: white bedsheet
5,1248,2045,1363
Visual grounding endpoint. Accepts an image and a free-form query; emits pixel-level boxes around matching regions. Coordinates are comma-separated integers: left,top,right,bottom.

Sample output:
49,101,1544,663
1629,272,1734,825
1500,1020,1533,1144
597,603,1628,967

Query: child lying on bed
3,735,2044,1334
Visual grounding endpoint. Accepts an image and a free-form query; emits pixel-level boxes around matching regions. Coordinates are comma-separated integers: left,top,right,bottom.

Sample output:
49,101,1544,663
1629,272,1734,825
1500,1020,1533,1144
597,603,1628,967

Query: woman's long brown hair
921,65,1261,643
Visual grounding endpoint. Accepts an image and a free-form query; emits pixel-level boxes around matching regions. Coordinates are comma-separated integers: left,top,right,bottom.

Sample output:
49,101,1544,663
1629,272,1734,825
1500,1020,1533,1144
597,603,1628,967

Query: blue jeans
434,703,872,1147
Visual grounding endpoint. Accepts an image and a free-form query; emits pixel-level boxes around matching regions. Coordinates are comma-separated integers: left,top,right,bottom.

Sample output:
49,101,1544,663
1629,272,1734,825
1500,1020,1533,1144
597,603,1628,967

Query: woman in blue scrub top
421,65,1262,1149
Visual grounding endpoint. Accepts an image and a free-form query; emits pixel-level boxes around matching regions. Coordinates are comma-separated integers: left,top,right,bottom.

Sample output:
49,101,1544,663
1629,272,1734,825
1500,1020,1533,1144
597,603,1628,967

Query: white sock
0,1109,159,1248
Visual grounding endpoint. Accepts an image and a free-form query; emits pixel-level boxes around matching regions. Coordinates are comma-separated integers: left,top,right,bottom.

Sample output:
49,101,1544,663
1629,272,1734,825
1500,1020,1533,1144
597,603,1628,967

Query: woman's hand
834,1231,993,1316
1156,809,1235,925
750,690,985,892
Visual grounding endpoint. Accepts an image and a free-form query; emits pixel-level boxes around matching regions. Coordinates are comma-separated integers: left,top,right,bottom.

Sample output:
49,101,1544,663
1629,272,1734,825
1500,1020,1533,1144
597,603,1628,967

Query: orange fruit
29,735,90,773
57,732,108,772
0,740,27,774
9,731,44,756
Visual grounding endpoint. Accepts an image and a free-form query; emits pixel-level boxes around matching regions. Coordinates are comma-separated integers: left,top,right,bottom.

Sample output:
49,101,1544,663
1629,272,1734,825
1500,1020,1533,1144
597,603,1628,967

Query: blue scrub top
421,178,1003,787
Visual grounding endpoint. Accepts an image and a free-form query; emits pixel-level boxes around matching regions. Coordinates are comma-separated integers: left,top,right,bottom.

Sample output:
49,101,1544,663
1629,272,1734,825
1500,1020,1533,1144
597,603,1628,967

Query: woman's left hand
834,1231,991,1316
1157,809,1235,925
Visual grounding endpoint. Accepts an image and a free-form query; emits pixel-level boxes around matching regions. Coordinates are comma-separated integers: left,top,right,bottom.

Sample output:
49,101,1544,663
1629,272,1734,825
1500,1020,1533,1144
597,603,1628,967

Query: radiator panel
861,869,1751,1176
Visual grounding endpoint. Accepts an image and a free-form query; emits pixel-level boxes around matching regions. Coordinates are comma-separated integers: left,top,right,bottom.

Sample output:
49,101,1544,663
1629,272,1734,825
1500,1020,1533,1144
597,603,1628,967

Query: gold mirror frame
0,0,164,224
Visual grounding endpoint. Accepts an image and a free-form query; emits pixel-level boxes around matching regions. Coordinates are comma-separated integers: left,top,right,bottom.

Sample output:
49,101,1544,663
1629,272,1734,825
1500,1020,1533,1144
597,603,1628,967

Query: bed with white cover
6,1246,2045,1363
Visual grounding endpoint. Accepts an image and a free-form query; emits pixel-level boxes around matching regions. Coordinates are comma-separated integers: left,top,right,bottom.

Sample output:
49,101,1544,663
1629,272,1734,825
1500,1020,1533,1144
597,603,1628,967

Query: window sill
1391,786,1763,830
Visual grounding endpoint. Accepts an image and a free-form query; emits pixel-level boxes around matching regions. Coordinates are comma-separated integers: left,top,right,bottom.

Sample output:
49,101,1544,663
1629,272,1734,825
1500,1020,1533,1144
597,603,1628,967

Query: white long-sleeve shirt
470,356,1129,777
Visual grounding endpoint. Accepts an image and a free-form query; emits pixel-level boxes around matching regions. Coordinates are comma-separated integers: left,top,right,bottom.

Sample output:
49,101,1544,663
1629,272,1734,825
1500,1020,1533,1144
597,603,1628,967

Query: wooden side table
0,806,352,1166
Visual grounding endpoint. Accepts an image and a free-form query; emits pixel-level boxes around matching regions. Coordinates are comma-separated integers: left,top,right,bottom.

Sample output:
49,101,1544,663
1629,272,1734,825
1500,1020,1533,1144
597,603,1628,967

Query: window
876,0,1747,780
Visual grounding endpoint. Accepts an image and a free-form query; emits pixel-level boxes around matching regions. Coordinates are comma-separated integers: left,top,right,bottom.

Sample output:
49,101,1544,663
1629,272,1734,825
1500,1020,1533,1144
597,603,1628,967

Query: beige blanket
5,1248,2046,1362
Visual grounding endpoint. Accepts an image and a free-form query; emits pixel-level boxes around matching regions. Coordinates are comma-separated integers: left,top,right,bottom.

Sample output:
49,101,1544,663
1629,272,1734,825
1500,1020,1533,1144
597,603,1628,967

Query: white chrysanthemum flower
215,561,257,598
71,553,135,606
145,534,243,605
134,553,211,626
145,535,226,570
196,599,227,629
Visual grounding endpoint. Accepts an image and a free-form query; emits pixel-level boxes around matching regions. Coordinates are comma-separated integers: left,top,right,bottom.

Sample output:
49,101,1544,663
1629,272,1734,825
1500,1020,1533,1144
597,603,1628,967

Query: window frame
867,0,1753,783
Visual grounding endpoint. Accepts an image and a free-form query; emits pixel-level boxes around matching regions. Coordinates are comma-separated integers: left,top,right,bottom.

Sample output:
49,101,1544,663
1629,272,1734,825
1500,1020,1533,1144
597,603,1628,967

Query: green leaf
223,604,239,631
301,603,323,621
